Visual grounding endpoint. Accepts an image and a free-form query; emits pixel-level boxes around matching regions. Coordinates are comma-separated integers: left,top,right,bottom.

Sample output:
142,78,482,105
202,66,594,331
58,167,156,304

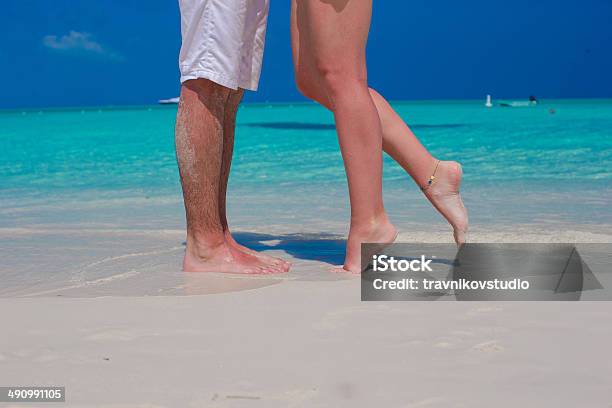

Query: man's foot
422,160,469,244
333,216,398,274
183,242,288,274
224,232,291,272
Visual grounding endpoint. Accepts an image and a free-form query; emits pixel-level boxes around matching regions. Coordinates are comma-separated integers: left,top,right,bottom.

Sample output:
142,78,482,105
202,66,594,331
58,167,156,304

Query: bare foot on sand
333,216,398,274
422,160,469,244
224,231,291,271
183,242,288,274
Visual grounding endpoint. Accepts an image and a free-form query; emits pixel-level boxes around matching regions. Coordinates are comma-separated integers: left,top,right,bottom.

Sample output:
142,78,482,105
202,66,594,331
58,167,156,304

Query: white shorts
178,0,269,91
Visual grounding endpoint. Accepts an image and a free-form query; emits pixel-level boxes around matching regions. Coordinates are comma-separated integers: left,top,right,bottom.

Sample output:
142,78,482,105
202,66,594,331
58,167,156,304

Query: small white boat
485,94,493,108
499,96,538,108
158,97,180,105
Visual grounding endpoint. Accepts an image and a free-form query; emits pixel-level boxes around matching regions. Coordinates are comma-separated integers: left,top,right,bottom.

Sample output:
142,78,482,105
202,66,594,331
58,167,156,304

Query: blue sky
1,0,611,108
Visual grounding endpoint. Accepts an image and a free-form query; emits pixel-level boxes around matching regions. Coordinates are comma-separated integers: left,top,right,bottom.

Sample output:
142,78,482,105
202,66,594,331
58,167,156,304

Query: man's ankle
186,233,226,259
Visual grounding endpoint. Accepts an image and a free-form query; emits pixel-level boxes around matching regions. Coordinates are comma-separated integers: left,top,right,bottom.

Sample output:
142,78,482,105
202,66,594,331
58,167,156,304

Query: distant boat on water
486,95,539,108
499,95,538,108
158,97,180,104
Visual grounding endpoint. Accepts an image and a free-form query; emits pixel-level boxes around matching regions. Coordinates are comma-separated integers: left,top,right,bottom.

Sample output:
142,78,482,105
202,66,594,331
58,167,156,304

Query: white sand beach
2,286,612,407
1,189,612,407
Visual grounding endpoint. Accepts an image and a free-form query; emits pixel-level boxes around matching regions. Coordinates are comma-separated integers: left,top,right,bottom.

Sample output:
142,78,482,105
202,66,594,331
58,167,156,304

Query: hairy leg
294,0,397,273
218,88,290,270
175,79,285,274
218,88,243,232
291,1,467,244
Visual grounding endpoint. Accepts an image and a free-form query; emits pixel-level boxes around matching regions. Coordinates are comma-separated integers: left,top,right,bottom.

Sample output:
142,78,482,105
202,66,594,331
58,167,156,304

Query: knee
183,78,230,101
315,63,368,100
294,71,333,109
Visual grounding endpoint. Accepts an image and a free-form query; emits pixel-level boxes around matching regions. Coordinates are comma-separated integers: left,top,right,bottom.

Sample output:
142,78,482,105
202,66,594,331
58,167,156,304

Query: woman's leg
370,90,468,243
291,1,468,244
294,0,397,272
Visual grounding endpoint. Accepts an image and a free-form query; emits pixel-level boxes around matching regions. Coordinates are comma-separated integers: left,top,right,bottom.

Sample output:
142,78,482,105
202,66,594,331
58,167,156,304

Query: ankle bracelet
420,160,441,192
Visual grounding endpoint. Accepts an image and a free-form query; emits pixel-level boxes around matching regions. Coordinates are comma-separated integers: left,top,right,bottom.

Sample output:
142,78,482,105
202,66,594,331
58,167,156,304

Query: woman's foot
334,216,398,274
224,231,291,272
422,160,468,244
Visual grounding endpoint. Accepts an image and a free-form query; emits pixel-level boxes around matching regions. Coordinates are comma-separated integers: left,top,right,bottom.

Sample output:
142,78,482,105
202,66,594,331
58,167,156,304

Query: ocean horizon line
2,97,612,114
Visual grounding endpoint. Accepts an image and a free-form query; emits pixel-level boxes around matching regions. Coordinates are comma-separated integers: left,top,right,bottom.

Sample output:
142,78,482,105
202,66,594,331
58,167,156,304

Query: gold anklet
420,160,440,192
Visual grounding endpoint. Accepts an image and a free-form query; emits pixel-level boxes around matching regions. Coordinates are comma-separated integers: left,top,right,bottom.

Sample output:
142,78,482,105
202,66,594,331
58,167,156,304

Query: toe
262,263,288,274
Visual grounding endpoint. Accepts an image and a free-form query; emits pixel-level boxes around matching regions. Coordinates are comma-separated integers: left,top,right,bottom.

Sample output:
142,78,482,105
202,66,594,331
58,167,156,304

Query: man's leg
217,88,290,270
175,79,284,274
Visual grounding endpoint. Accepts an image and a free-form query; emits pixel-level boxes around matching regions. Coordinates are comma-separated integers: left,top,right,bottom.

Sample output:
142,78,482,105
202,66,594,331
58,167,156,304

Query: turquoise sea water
1,99,611,228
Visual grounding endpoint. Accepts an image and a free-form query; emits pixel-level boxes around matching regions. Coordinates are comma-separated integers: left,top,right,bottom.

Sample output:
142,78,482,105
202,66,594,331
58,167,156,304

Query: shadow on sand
232,232,346,266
